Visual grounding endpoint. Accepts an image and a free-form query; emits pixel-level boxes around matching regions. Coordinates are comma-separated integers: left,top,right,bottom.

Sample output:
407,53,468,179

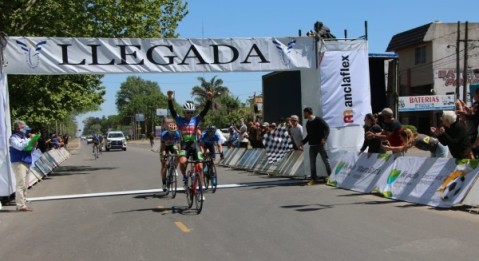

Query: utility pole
456,21,461,100
463,21,469,103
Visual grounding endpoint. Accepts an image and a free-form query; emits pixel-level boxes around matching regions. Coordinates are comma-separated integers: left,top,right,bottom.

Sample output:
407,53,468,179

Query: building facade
387,22,479,133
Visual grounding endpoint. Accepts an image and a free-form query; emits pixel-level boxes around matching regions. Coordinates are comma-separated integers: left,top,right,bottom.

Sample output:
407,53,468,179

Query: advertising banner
398,95,455,112
377,157,479,208
319,40,371,127
329,153,394,193
5,37,314,74
327,150,359,187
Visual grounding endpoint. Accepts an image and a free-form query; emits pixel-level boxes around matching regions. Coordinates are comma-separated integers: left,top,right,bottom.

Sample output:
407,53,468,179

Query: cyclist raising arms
160,122,181,192
167,90,212,200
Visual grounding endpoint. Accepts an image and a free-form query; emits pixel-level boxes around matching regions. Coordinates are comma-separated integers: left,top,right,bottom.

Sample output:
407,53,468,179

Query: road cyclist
160,122,181,196
167,89,212,203
199,125,224,192
92,134,101,160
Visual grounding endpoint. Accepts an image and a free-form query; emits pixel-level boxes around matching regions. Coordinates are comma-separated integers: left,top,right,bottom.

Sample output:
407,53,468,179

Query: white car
105,131,127,151
86,136,93,144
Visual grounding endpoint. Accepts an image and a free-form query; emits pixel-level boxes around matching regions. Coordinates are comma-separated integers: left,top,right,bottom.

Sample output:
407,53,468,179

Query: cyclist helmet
183,101,196,112
207,125,216,134
167,123,177,133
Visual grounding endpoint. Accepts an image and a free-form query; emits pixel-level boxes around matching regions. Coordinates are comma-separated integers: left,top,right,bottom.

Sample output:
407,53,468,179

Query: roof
386,23,432,52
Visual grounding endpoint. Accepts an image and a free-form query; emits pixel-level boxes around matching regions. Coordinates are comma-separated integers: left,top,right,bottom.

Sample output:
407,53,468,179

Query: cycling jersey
168,99,211,144
200,131,221,145
161,130,181,146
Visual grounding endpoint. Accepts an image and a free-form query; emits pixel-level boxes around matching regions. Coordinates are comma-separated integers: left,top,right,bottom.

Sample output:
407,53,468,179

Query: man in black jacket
299,107,332,185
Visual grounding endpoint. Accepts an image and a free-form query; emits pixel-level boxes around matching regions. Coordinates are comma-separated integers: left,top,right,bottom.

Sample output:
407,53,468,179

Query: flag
263,125,293,163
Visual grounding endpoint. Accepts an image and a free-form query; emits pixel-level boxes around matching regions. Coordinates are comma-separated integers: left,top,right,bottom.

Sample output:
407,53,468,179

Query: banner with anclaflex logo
4,37,315,74
319,40,371,128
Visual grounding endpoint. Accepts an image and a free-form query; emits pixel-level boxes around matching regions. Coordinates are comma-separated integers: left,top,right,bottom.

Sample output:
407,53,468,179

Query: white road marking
26,179,306,202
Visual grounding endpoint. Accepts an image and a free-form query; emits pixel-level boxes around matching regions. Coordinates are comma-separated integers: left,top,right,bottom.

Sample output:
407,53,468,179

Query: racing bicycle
164,153,178,198
185,159,204,214
203,152,222,193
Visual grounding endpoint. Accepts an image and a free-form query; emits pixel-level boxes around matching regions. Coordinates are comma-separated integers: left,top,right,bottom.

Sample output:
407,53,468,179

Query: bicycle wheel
210,164,217,193
203,165,210,191
186,171,193,209
169,166,177,198
194,172,203,214
165,163,171,196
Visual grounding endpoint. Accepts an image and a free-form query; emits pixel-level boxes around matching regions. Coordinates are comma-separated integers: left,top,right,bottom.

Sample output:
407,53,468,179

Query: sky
77,0,479,130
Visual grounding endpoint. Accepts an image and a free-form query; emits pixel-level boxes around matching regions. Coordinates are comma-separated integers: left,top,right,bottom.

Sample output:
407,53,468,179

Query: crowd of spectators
35,130,69,153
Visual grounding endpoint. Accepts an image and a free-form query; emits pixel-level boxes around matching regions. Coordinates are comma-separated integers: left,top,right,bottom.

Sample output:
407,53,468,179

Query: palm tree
191,76,230,110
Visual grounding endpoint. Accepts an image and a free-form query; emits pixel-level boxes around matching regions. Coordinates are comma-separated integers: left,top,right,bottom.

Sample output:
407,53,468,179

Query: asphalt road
1,140,479,261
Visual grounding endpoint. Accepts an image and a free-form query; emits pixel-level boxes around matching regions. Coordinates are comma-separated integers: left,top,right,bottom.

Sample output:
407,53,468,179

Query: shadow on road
50,165,118,176
113,205,199,215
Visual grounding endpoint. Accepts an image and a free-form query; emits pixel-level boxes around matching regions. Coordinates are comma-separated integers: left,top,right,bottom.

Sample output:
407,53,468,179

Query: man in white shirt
289,115,303,150
9,120,34,212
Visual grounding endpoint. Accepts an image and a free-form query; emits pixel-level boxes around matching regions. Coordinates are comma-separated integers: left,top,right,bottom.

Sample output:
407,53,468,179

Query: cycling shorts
179,142,203,161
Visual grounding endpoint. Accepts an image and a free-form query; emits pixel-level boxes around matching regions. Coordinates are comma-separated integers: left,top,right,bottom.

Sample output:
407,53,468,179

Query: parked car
220,128,230,145
105,131,127,151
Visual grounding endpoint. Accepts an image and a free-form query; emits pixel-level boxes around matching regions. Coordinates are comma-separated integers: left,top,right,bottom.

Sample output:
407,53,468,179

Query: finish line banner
4,37,315,74
319,40,371,128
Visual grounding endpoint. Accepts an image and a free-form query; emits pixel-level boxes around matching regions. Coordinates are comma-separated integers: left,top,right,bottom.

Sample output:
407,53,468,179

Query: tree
1,0,188,128
201,93,253,129
8,74,105,126
191,76,230,110
116,76,177,134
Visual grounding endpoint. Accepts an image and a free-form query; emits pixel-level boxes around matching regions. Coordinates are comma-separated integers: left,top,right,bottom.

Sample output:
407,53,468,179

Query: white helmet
183,101,196,112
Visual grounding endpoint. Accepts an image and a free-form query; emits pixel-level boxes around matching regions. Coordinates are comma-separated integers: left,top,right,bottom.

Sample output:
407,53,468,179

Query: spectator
247,121,262,149
431,110,471,159
236,119,249,148
225,126,239,148
373,108,403,155
384,128,449,157
270,122,277,131
360,113,385,153
149,131,155,147
62,134,69,149
289,115,303,150
299,107,332,185
9,120,34,212
36,129,48,153
49,133,60,149
457,89,479,157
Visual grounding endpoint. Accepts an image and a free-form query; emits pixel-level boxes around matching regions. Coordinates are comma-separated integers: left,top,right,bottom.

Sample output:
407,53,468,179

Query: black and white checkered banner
263,125,293,164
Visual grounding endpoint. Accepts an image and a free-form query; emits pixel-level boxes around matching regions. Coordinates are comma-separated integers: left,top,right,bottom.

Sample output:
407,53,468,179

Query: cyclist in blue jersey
200,125,224,160
160,122,181,192
167,90,213,200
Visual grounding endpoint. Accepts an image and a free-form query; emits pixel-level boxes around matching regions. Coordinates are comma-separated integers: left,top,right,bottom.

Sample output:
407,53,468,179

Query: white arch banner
5,37,314,75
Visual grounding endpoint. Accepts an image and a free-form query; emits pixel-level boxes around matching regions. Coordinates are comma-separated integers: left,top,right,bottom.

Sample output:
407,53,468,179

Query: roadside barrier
271,150,305,177
218,147,479,210
222,148,246,168
233,149,262,170
26,147,72,188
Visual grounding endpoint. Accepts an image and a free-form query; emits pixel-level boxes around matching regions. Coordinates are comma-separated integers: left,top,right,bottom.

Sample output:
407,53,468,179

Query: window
415,46,426,65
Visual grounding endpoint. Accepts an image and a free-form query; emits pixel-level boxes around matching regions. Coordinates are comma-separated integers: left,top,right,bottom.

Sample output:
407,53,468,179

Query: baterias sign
4,37,315,74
